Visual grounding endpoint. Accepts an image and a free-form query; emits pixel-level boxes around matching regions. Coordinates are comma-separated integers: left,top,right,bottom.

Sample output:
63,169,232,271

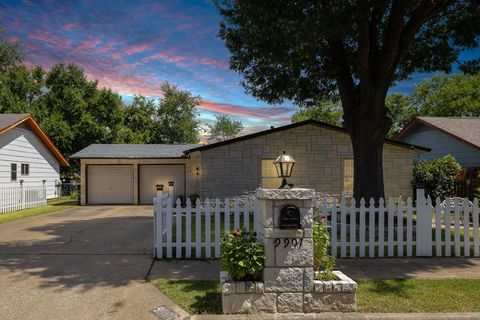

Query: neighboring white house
0,114,69,199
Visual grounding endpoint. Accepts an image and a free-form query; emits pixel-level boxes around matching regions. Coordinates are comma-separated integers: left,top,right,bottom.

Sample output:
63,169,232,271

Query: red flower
251,243,257,248
223,236,227,241
320,216,327,222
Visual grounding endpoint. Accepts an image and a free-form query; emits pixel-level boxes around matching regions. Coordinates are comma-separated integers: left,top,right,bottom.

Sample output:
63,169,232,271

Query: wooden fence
154,197,259,259
0,186,47,214
153,189,480,259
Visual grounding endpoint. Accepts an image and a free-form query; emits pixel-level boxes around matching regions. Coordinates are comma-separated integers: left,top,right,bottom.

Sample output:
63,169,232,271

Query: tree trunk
347,111,391,203
351,131,385,203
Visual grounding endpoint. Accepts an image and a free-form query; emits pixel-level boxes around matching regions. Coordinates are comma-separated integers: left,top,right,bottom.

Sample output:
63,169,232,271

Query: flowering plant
220,228,265,281
313,216,336,280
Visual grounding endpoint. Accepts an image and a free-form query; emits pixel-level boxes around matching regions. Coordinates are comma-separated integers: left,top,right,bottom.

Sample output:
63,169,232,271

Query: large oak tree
215,0,480,200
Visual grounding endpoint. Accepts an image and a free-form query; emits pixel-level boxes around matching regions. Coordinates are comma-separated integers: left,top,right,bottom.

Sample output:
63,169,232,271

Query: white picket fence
153,189,480,259
154,196,259,259
313,189,480,258
0,186,47,214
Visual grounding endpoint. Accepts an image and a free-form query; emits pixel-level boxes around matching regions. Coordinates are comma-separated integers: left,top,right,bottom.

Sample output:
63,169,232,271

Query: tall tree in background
155,82,200,144
117,95,158,144
216,1,480,200
38,63,124,156
208,114,244,141
292,97,343,126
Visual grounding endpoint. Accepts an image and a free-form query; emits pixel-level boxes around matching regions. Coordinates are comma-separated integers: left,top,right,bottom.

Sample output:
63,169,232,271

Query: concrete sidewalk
149,257,480,281
190,313,480,320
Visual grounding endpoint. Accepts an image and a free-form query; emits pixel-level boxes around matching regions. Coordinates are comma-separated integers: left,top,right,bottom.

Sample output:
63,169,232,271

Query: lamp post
274,150,296,189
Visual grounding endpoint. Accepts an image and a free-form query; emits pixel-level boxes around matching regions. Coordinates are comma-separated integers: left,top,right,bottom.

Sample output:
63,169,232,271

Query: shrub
412,154,461,199
312,218,336,280
188,194,200,205
220,228,265,281
476,172,480,199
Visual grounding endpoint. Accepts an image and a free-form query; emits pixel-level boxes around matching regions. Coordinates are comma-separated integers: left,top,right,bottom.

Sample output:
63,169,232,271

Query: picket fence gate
153,189,480,259
0,186,47,214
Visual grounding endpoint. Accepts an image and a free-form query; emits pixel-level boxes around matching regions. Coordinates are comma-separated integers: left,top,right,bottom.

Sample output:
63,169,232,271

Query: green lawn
0,197,77,224
152,278,480,314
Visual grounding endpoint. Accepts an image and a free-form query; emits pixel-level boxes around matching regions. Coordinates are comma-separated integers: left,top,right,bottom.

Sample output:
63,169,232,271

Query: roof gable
186,119,430,153
0,114,69,166
397,117,480,152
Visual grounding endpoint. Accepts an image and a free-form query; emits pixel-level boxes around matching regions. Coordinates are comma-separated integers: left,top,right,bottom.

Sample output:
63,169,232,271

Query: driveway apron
0,205,187,320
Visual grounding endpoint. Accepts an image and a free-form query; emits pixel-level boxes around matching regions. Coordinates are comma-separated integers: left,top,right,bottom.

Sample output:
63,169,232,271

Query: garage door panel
87,165,134,204
139,165,185,204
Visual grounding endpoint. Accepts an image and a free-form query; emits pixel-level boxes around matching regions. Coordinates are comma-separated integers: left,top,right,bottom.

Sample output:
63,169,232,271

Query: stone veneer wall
193,124,420,199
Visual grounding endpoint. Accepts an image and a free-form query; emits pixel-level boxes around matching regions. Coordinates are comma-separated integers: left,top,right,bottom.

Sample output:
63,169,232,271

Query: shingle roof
397,117,480,151
70,144,202,159
0,114,30,132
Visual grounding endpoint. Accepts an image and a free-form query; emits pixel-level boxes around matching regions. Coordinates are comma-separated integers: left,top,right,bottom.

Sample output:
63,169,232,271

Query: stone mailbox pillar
221,188,356,314
257,187,315,313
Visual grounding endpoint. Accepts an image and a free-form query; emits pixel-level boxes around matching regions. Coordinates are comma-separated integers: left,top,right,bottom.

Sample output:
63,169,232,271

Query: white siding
0,124,60,199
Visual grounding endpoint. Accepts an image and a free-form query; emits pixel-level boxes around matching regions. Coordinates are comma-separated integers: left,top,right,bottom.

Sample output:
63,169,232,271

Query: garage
87,165,134,204
139,164,185,204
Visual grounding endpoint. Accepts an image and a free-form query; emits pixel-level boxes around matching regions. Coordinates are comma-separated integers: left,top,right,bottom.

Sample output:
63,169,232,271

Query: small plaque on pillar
279,205,301,229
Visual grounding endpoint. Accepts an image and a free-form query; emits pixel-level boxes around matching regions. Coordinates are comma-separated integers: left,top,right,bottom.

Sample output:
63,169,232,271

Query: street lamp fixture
274,150,296,189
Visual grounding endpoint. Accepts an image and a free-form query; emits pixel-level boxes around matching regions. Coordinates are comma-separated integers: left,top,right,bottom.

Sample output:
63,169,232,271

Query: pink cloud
97,40,118,53
75,38,100,52
199,100,294,121
199,57,229,70
64,23,76,31
124,43,153,56
28,30,73,50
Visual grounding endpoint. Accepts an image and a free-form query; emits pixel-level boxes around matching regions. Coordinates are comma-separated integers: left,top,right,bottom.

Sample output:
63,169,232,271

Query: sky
1,0,478,136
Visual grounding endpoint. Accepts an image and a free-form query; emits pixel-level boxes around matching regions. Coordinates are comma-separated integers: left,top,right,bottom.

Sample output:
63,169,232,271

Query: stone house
71,120,429,205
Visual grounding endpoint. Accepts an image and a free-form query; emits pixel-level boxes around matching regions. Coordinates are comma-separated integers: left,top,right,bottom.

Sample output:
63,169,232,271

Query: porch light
156,184,164,191
274,150,296,189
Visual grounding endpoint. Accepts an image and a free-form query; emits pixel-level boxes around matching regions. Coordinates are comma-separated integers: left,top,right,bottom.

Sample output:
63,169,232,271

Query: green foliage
292,98,343,126
410,73,480,117
413,155,462,199
118,95,158,143
207,114,244,142
385,93,417,138
188,194,200,205
476,172,480,199
220,228,264,281
312,219,336,280
156,82,200,144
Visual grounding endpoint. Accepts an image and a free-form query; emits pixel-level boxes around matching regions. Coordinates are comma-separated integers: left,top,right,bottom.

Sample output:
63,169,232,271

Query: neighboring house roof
0,114,69,166
186,119,430,153
396,117,480,152
70,143,202,159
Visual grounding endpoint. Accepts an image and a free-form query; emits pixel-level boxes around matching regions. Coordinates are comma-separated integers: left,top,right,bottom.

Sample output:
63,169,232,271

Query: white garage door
87,165,134,204
139,165,185,204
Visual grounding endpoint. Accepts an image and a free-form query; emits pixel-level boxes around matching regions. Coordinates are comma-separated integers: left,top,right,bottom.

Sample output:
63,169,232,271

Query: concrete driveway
0,206,187,320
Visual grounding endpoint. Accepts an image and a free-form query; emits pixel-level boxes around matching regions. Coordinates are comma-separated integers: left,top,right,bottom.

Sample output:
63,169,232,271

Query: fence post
415,188,432,256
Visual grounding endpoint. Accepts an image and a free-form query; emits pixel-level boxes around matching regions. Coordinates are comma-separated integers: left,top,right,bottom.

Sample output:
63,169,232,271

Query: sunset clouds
1,0,296,133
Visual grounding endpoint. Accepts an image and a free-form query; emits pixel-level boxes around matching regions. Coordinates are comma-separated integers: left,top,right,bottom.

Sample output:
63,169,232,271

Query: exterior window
261,159,282,188
343,159,354,195
21,164,29,175
11,163,17,181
